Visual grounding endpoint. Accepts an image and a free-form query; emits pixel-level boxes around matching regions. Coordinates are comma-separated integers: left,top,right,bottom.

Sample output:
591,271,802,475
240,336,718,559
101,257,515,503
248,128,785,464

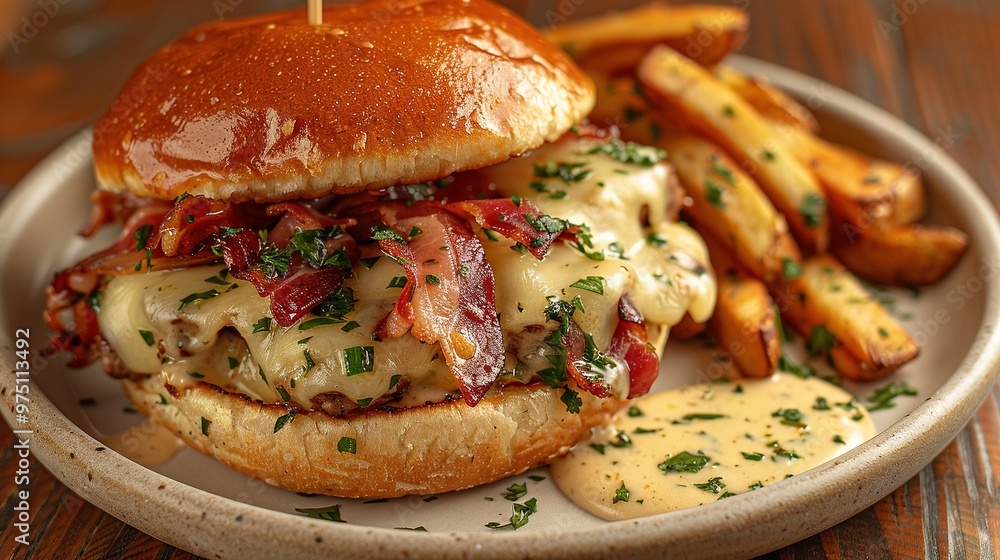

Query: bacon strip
563,321,613,399
376,207,504,406
609,296,660,398
218,229,355,327
446,198,567,259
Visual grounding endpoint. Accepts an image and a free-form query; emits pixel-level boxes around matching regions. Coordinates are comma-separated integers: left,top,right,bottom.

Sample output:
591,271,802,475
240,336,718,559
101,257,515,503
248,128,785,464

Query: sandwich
43,0,716,498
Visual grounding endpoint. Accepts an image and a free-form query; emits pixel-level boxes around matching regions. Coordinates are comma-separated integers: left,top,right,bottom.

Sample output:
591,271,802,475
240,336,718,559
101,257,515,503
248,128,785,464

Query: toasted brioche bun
124,377,622,498
92,0,595,203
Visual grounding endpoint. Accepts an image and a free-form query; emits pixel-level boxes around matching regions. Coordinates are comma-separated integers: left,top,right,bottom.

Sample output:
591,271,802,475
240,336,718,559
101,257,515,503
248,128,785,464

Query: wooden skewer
308,0,322,25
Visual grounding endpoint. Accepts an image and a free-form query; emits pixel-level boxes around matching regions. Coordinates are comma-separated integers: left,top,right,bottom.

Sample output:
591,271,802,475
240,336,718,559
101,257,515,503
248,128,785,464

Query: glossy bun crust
92,0,595,202
124,377,621,498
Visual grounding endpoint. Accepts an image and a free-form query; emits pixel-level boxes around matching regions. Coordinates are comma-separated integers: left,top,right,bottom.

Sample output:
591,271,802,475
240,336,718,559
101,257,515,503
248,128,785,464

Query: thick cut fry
703,236,780,378
772,254,919,380
637,46,829,255
770,120,926,227
830,221,968,286
713,65,818,132
664,133,800,284
543,5,748,72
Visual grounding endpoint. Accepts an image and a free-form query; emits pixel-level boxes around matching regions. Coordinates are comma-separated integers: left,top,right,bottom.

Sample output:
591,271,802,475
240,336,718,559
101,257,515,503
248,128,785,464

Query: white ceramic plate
2,56,1000,559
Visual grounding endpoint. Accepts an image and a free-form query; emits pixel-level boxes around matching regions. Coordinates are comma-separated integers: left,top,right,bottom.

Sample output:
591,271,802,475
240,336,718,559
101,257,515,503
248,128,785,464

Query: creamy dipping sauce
550,373,876,519
102,421,187,469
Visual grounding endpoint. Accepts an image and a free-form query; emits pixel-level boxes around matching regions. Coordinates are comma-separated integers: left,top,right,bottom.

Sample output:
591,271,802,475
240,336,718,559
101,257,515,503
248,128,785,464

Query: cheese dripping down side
97,136,717,409
549,373,877,519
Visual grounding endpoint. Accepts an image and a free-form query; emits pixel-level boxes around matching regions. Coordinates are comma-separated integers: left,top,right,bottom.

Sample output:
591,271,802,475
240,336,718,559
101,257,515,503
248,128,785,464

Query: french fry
771,254,919,380
637,45,829,255
830,221,969,286
703,235,781,378
664,133,800,284
543,5,748,72
713,65,819,132
769,120,926,227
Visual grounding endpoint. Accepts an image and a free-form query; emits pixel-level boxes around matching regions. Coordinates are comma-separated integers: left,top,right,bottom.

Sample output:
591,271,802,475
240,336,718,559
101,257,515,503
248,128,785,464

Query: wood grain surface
2,0,998,558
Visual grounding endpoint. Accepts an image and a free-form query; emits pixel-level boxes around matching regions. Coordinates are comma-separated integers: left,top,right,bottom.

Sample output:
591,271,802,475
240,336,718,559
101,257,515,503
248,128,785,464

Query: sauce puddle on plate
101,421,187,469
550,372,876,519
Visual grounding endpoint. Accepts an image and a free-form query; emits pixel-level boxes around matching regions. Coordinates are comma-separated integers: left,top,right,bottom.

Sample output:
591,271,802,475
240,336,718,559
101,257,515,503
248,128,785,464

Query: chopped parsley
204,270,230,285
252,317,273,334
138,329,156,347
646,232,668,247
178,289,220,310
705,179,726,209
613,482,630,504
133,224,152,251
295,504,345,522
387,276,408,289
311,288,357,322
561,388,582,414
343,346,375,376
503,482,528,501
782,257,802,280
586,139,665,167
680,413,727,422
710,154,735,184
769,441,801,461
799,193,826,228
299,317,340,331
254,245,293,277
741,451,765,461
806,324,837,357
867,381,918,411
301,349,315,375
273,412,295,433
485,497,537,530
771,408,806,427
607,241,628,260
609,431,633,449
200,417,211,436
569,276,605,295
777,354,815,378
658,451,710,474
533,159,592,184
694,477,726,494
337,436,357,454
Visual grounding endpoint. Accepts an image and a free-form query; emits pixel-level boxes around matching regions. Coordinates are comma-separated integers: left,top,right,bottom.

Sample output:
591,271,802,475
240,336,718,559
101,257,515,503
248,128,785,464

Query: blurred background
0,0,644,195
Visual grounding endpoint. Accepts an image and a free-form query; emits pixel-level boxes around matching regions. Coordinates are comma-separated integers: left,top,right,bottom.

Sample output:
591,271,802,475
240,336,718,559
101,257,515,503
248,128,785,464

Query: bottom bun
124,377,624,498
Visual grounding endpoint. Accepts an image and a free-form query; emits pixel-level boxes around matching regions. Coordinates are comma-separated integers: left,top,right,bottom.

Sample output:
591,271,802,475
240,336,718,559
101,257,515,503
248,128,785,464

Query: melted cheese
549,373,876,518
98,136,716,408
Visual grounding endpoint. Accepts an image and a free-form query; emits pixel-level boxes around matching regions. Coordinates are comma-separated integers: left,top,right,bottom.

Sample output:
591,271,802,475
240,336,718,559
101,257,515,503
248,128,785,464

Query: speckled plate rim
2,55,999,560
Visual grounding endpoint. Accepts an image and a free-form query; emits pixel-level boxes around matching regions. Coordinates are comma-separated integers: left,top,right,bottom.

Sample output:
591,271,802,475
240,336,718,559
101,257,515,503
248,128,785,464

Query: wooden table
1,0,998,558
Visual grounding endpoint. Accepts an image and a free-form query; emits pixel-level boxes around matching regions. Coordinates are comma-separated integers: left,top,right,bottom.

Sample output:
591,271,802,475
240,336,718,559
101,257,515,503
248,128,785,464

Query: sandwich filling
46,131,716,415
